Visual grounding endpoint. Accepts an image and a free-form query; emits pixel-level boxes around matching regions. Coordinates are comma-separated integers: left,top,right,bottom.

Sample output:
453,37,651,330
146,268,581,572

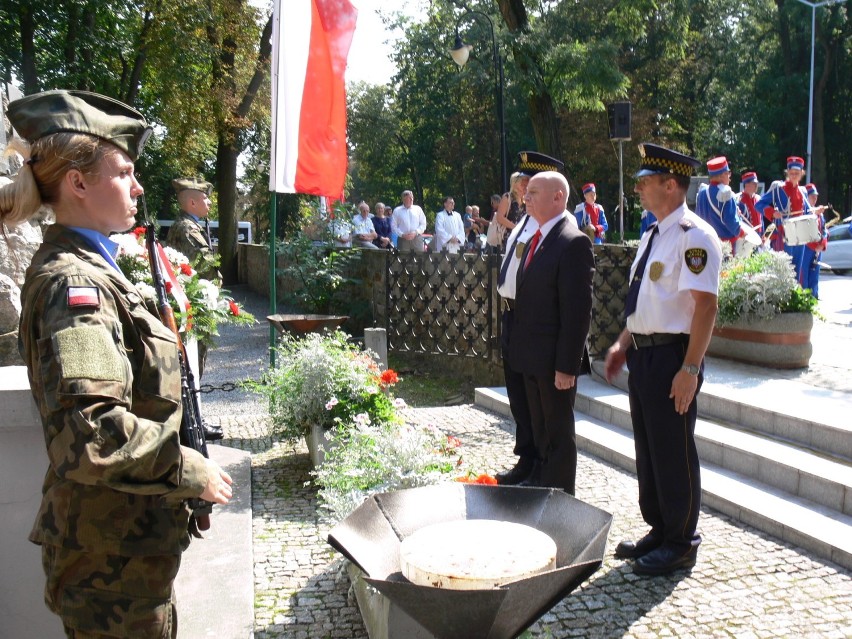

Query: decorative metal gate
385,251,497,358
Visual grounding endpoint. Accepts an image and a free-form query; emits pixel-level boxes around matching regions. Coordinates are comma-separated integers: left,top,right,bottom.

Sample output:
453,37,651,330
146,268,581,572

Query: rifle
144,217,212,534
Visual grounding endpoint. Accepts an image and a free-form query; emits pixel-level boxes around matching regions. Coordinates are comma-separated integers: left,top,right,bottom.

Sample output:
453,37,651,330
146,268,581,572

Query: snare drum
784,214,821,246
735,221,762,257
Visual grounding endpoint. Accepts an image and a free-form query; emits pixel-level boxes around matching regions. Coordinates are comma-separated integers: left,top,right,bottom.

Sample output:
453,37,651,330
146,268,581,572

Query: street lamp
450,11,508,194
793,0,847,184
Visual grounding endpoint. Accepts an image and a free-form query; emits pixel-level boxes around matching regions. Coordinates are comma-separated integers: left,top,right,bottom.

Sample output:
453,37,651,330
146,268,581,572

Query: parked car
821,218,852,275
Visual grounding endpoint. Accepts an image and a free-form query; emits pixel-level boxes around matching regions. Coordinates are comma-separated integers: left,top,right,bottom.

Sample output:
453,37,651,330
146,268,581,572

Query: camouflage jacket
165,211,218,280
18,225,208,556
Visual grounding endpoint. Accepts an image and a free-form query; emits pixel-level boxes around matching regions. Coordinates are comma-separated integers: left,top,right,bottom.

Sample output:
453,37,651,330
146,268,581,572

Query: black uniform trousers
522,373,578,495
627,340,702,553
500,308,535,459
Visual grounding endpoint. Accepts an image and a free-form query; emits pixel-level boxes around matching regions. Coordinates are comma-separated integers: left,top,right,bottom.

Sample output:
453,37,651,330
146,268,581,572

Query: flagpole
269,192,278,368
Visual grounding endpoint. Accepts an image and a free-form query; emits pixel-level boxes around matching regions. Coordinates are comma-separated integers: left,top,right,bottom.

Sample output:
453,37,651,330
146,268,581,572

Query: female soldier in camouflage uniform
1,90,233,638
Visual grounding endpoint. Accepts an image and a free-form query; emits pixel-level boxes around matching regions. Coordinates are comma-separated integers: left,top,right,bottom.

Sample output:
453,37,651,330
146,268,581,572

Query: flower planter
708,312,813,369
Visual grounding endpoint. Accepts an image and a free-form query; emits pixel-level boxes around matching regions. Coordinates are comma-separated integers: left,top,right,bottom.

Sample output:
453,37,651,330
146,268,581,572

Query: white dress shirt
391,204,427,236
497,214,539,300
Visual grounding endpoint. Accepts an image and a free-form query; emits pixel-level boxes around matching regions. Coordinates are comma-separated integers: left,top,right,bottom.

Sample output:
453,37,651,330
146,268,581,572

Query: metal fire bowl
266,314,348,335
328,483,612,639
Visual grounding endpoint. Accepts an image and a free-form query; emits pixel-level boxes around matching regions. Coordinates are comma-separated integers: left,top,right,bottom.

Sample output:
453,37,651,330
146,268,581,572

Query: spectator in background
495,171,529,250
392,190,427,252
433,196,465,254
329,212,352,248
372,202,393,249
352,201,379,249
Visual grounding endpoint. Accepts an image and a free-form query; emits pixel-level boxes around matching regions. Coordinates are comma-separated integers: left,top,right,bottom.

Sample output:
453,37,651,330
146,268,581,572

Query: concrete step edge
576,382,852,514
475,388,852,571
573,414,852,572
587,363,852,460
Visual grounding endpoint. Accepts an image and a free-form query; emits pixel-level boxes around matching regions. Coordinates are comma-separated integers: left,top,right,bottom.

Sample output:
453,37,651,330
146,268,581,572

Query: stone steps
475,374,852,571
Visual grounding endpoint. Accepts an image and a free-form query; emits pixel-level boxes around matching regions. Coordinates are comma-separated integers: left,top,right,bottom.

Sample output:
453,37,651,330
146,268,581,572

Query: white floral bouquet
717,250,817,325
113,226,255,345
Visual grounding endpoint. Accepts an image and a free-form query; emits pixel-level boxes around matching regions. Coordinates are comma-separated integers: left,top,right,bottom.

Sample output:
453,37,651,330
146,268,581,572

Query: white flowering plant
717,250,818,325
113,226,255,346
312,420,463,522
249,330,403,441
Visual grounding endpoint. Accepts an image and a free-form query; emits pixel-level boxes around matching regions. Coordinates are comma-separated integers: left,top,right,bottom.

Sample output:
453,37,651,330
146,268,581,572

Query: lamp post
450,11,508,194
793,0,846,184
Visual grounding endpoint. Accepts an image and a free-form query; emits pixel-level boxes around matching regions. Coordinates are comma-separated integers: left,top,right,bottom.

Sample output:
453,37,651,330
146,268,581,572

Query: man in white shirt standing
433,196,465,254
391,190,427,252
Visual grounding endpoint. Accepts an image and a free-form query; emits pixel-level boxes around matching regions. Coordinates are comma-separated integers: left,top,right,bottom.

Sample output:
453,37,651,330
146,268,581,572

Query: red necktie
524,230,541,271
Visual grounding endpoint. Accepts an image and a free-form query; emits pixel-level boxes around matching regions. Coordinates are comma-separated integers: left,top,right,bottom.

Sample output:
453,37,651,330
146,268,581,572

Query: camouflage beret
7,89,152,161
172,177,213,196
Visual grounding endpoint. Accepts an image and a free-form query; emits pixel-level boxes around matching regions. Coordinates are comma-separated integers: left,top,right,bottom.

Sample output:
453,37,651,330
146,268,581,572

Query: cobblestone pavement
205,286,852,638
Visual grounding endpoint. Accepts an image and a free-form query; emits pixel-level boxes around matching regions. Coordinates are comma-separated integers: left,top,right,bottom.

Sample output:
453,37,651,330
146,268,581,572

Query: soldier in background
3,89,232,638
166,177,222,441
167,177,219,281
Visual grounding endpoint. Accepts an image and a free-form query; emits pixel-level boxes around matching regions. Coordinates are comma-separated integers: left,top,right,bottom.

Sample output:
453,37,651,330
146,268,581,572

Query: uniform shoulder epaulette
679,218,696,231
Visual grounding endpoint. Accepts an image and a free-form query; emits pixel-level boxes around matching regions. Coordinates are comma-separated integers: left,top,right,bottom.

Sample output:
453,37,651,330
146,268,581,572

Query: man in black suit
508,171,595,494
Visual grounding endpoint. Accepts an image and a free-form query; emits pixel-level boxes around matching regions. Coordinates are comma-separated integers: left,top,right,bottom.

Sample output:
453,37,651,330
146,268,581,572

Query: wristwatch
681,364,700,376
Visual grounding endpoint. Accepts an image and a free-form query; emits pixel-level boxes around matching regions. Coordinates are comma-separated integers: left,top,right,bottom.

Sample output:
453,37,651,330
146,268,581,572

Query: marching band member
737,171,763,232
573,183,608,244
803,183,828,298
695,156,742,254
755,156,813,284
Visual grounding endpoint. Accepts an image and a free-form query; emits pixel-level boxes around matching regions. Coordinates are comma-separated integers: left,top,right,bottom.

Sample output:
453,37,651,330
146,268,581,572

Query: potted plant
249,330,403,464
709,250,819,368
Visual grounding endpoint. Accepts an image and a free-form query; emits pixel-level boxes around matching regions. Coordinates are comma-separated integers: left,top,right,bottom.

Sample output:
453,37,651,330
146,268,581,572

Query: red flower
229,300,240,316
380,369,399,386
445,435,461,449
180,263,193,276
132,226,147,239
165,281,172,293
454,474,497,485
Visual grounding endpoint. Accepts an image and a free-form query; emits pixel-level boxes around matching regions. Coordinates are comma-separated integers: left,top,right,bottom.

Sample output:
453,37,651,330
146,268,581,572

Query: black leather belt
501,298,515,311
631,333,689,349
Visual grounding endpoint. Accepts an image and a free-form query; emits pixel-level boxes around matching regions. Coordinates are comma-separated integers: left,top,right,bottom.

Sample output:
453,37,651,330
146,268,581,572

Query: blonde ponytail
0,133,103,227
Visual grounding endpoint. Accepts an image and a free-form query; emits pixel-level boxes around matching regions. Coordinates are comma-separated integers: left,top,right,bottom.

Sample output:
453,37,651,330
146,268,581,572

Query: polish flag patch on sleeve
67,286,100,308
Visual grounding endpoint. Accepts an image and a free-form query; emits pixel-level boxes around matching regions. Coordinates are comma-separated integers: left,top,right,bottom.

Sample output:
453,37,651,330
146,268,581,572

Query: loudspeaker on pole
607,101,631,141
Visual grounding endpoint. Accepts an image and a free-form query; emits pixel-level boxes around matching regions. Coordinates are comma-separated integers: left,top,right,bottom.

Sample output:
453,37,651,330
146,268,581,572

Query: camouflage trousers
41,544,180,638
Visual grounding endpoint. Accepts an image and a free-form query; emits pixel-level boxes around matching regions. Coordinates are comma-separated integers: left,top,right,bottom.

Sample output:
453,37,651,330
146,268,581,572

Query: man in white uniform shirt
391,190,427,252
604,143,721,576
433,196,465,253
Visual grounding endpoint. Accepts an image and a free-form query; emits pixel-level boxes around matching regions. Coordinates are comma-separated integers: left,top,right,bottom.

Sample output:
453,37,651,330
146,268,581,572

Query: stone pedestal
0,366,64,638
364,328,388,370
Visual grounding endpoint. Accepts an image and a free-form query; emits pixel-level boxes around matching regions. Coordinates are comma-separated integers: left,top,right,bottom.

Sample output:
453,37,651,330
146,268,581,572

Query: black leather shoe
517,461,543,487
202,421,224,441
495,458,534,485
633,546,697,576
614,534,662,559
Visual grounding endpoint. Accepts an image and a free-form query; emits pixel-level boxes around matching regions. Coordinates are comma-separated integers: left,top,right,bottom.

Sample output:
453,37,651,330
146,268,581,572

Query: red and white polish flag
269,0,358,199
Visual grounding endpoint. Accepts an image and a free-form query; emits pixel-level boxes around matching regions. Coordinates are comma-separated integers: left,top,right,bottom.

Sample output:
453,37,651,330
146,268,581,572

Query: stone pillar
0,366,64,638
364,327,388,370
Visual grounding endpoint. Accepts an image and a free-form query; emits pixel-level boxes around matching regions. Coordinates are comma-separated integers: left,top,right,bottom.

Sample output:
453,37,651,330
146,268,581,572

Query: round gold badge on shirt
649,261,664,281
